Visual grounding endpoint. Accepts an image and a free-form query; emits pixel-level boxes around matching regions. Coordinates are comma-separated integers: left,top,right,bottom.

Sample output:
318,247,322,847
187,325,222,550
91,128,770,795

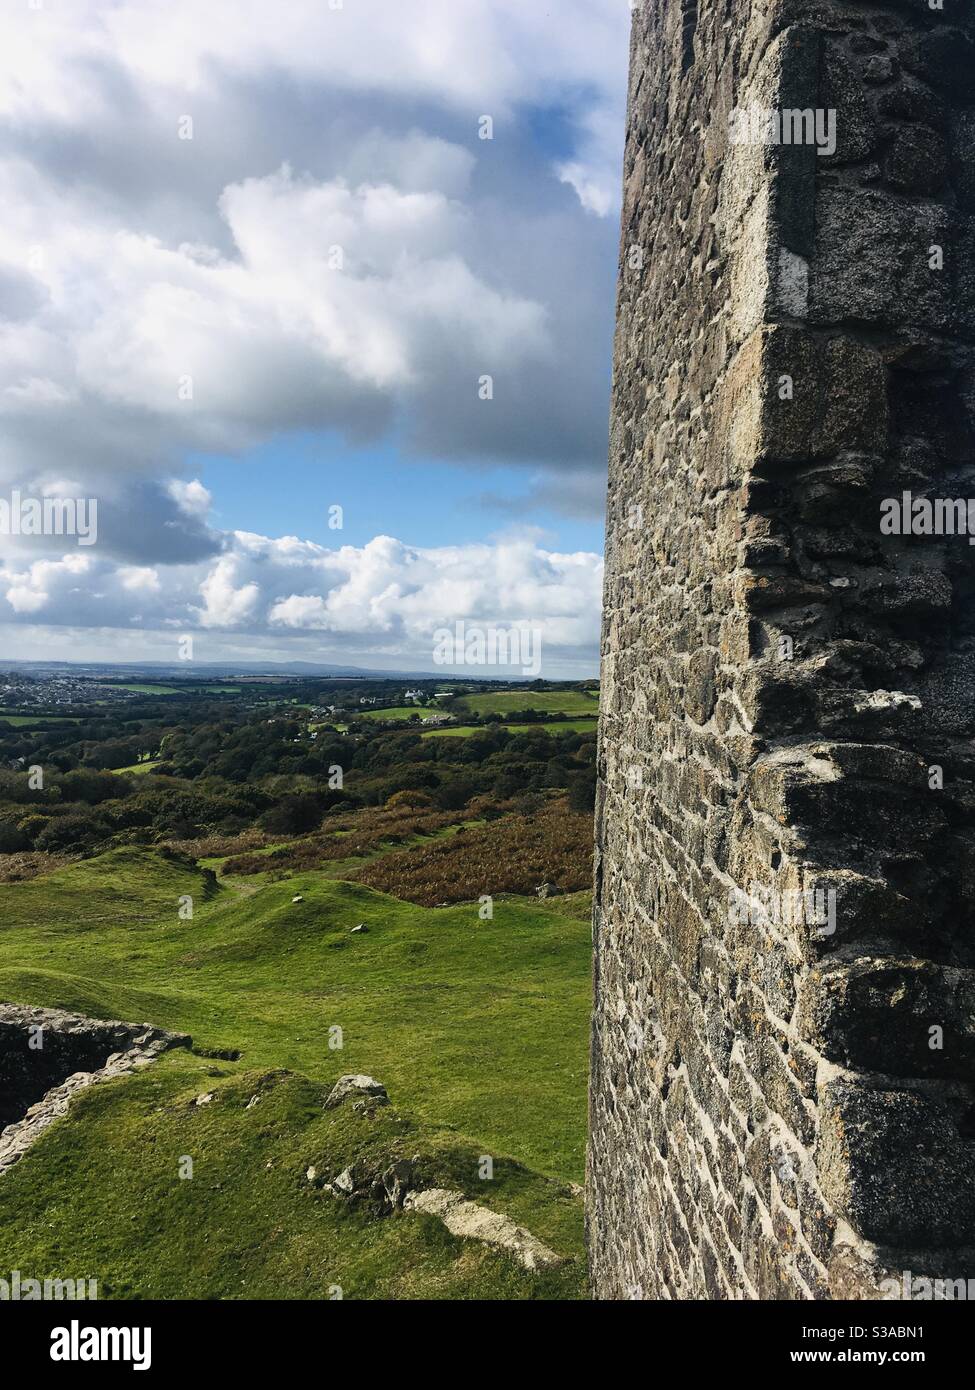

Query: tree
567,768,597,813
259,793,323,836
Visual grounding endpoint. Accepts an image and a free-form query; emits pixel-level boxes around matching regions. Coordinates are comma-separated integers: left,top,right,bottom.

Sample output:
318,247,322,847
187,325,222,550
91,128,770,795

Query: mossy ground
0,847,591,1299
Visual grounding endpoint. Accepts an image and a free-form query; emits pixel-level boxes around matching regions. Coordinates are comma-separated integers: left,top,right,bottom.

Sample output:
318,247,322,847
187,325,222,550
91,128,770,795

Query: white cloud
193,555,261,629
0,0,626,665
3,553,92,615
0,2,628,154
0,159,550,480
167,479,212,519
0,529,603,673
118,565,161,593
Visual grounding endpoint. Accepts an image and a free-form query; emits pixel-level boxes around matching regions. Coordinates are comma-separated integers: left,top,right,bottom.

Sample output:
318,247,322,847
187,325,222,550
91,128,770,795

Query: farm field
424,718,597,739
98,683,242,695
453,691,599,717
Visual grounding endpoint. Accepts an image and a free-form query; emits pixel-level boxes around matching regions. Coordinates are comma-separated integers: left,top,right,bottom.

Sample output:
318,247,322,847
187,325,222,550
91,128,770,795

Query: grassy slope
96,683,241,695
454,691,599,717
0,848,591,1298
0,1062,584,1300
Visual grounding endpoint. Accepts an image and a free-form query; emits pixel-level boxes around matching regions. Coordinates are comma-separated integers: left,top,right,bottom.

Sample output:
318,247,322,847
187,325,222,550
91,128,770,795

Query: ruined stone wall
0,1004,189,1174
588,0,975,1299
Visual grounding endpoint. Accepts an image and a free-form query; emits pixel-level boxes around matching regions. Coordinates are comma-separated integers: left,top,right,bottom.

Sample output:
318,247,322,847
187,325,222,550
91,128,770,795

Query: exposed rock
404,1189,566,1271
332,1165,358,1196
323,1074,389,1109
317,1147,565,1269
534,882,560,899
350,924,369,934
0,1003,190,1176
381,1158,414,1209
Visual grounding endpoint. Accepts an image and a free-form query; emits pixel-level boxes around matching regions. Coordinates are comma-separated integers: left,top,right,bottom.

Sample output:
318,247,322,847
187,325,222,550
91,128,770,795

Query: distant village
0,671,137,710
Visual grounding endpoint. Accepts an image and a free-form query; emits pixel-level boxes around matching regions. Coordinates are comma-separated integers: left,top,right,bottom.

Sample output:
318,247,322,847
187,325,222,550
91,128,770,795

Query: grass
0,713,82,726
110,759,158,775
0,845,591,1298
356,706,428,722
0,1061,584,1300
98,682,241,695
99,682,179,695
453,691,598,718
423,719,597,739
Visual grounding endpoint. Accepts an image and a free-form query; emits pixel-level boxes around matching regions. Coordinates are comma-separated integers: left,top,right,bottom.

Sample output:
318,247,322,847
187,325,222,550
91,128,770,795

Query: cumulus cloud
0,529,603,675
0,159,547,450
0,1,626,664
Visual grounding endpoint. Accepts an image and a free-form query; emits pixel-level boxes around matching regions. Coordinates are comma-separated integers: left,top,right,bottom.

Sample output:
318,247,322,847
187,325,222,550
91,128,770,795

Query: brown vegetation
0,851,74,884
349,798,594,906
220,802,471,876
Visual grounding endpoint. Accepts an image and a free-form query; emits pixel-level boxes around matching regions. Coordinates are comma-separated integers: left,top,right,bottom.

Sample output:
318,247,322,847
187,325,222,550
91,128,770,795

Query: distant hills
3,659,448,681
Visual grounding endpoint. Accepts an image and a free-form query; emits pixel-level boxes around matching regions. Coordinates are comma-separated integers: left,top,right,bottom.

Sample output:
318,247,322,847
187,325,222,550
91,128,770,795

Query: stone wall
0,1003,190,1174
588,0,975,1299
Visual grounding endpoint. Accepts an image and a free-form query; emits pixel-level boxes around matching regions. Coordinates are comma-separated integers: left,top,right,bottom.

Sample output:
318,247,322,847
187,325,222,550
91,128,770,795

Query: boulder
324,1074,389,1110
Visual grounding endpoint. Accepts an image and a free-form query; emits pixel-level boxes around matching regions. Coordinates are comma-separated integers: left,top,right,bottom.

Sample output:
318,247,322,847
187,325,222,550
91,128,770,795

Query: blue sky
0,0,630,676
195,437,609,556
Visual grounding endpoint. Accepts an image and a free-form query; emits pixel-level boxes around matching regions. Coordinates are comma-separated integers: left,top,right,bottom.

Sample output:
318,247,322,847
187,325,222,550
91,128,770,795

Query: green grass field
423,719,597,739
0,847,591,1298
454,690,599,718
98,683,241,695
0,713,82,726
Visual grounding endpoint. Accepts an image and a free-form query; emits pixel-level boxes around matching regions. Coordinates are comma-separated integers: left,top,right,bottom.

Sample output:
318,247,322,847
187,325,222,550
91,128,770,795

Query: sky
0,0,632,678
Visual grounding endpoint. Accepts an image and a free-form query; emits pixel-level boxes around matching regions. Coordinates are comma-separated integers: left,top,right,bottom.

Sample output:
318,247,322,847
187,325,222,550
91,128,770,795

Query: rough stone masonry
588,0,975,1298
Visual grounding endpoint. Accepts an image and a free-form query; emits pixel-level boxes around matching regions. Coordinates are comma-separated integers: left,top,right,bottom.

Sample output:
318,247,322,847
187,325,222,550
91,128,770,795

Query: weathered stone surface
818,1081,975,1247
0,1003,190,1175
589,0,975,1300
403,1189,566,1271
323,1074,389,1109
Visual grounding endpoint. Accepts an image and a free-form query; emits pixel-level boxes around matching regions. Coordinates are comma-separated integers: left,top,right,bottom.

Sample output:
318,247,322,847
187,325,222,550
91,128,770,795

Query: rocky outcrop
314,1075,567,1271
404,1189,566,1271
323,1074,389,1110
314,1154,417,1211
0,1003,190,1175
